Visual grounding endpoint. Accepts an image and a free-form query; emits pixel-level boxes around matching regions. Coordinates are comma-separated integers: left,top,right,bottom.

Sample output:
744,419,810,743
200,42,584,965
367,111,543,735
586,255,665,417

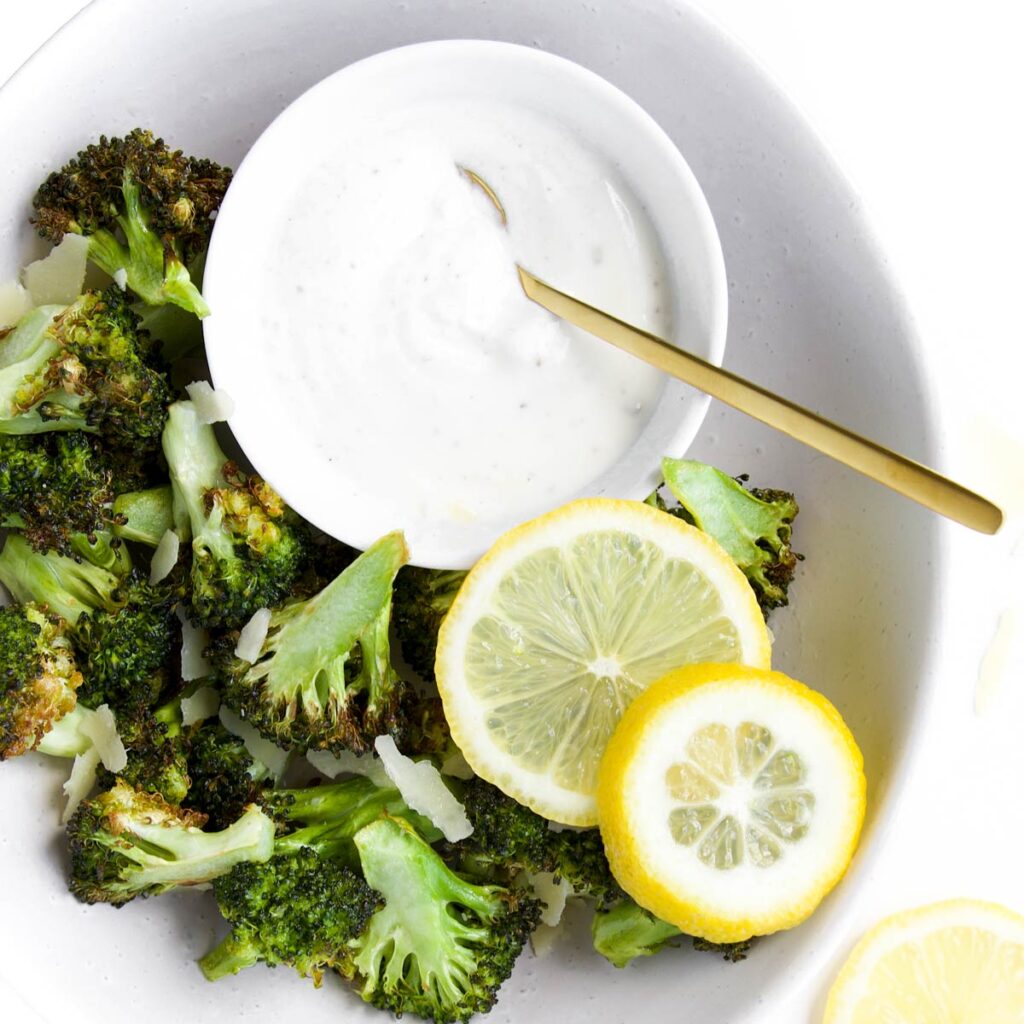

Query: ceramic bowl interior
0,2,941,1022
202,39,727,567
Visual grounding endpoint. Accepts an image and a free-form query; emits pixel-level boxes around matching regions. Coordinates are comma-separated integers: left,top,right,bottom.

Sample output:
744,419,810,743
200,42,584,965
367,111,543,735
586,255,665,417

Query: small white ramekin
204,40,727,567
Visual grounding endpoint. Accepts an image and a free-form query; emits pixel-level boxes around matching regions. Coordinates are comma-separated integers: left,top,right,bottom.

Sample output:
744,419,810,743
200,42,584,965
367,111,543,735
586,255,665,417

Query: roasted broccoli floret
32,129,231,317
591,900,683,968
201,846,380,983
0,603,82,759
182,720,271,831
67,779,275,905
217,532,409,754
548,828,623,908
446,776,553,883
162,400,308,628
393,566,467,683
1,433,121,555
96,701,191,805
661,458,801,612
112,484,177,547
0,530,124,623
0,531,176,716
592,899,753,968
0,290,171,446
73,577,178,714
341,816,542,1023
447,778,621,904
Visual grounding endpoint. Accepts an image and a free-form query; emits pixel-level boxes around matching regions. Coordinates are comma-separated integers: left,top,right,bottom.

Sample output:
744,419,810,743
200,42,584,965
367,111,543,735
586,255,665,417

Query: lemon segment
597,664,865,942
435,499,771,825
824,899,1024,1024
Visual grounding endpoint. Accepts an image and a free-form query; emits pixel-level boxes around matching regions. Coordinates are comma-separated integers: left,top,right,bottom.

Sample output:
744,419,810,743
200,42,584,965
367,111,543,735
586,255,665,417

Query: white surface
0,3,1020,1023
203,40,725,567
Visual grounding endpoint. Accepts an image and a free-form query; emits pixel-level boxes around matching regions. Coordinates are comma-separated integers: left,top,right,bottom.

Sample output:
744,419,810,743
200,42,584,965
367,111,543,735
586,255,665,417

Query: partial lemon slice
597,664,865,942
825,899,1024,1024
435,498,771,825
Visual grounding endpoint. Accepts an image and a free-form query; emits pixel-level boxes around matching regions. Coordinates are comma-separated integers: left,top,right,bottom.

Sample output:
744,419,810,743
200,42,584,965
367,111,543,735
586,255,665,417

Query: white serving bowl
202,39,728,568
0,2,943,1022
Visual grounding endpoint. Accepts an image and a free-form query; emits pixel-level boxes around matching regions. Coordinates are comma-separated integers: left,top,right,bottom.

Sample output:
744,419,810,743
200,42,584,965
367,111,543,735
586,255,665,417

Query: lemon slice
597,664,865,942
825,899,1024,1024
435,498,771,825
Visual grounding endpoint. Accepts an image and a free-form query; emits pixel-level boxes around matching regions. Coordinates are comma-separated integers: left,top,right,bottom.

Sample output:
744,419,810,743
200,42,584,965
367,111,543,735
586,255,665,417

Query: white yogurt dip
260,97,670,533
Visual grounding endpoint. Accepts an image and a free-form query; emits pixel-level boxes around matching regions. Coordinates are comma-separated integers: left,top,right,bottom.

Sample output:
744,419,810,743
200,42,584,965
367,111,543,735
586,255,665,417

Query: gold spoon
461,167,1002,535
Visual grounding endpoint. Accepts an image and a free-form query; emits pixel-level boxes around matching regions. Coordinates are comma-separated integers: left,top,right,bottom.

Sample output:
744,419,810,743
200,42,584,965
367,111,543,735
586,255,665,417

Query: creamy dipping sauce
264,98,670,533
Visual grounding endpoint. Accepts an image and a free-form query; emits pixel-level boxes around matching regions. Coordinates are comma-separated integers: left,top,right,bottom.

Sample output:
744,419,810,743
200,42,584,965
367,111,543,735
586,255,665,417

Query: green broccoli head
547,828,624,908
162,400,309,628
0,433,119,555
0,290,171,446
67,779,275,905
591,899,683,968
393,566,467,683
0,603,82,759
32,129,231,317
217,532,410,754
0,530,125,624
343,816,542,1023
182,720,271,832
445,778,621,904
73,576,178,715
201,847,381,983
445,776,554,883
661,458,801,613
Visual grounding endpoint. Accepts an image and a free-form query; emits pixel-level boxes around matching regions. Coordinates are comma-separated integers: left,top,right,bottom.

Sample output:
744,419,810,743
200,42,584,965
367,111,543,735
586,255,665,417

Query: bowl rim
202,38,729,568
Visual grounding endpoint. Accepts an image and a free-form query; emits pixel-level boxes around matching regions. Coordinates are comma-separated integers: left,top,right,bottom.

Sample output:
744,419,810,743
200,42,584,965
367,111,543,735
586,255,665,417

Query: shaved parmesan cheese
235,608,271,662
112,267,128,290
0,280,31,328
178,607,212,681
149,529,180,584
181,686,221,727
530,872,572,927
307,749,390,788
23,234,90,305
440,747,475,780
374,735,472,842
219,706,289,780
78,704,128,773
62,747,101,823
186,380,235,423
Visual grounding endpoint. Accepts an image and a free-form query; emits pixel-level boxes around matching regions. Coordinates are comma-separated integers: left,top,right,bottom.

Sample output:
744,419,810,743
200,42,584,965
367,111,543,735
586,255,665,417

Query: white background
3,2,1023,1021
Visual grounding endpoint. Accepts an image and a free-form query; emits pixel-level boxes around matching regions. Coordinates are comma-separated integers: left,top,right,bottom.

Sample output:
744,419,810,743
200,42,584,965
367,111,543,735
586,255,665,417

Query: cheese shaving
61,748,102,824
186,380,235,423
374,735,472,842
234,608,271,663
23,234,89,306
149,529,180,584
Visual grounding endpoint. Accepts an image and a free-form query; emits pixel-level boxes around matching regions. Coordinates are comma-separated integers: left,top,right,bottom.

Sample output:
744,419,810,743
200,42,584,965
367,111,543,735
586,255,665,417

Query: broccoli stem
113,485,177,547
199,933,261,981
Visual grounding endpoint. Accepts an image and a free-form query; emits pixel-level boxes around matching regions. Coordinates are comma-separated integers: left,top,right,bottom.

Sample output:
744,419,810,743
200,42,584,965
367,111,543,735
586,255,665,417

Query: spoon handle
517,266,1002,535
